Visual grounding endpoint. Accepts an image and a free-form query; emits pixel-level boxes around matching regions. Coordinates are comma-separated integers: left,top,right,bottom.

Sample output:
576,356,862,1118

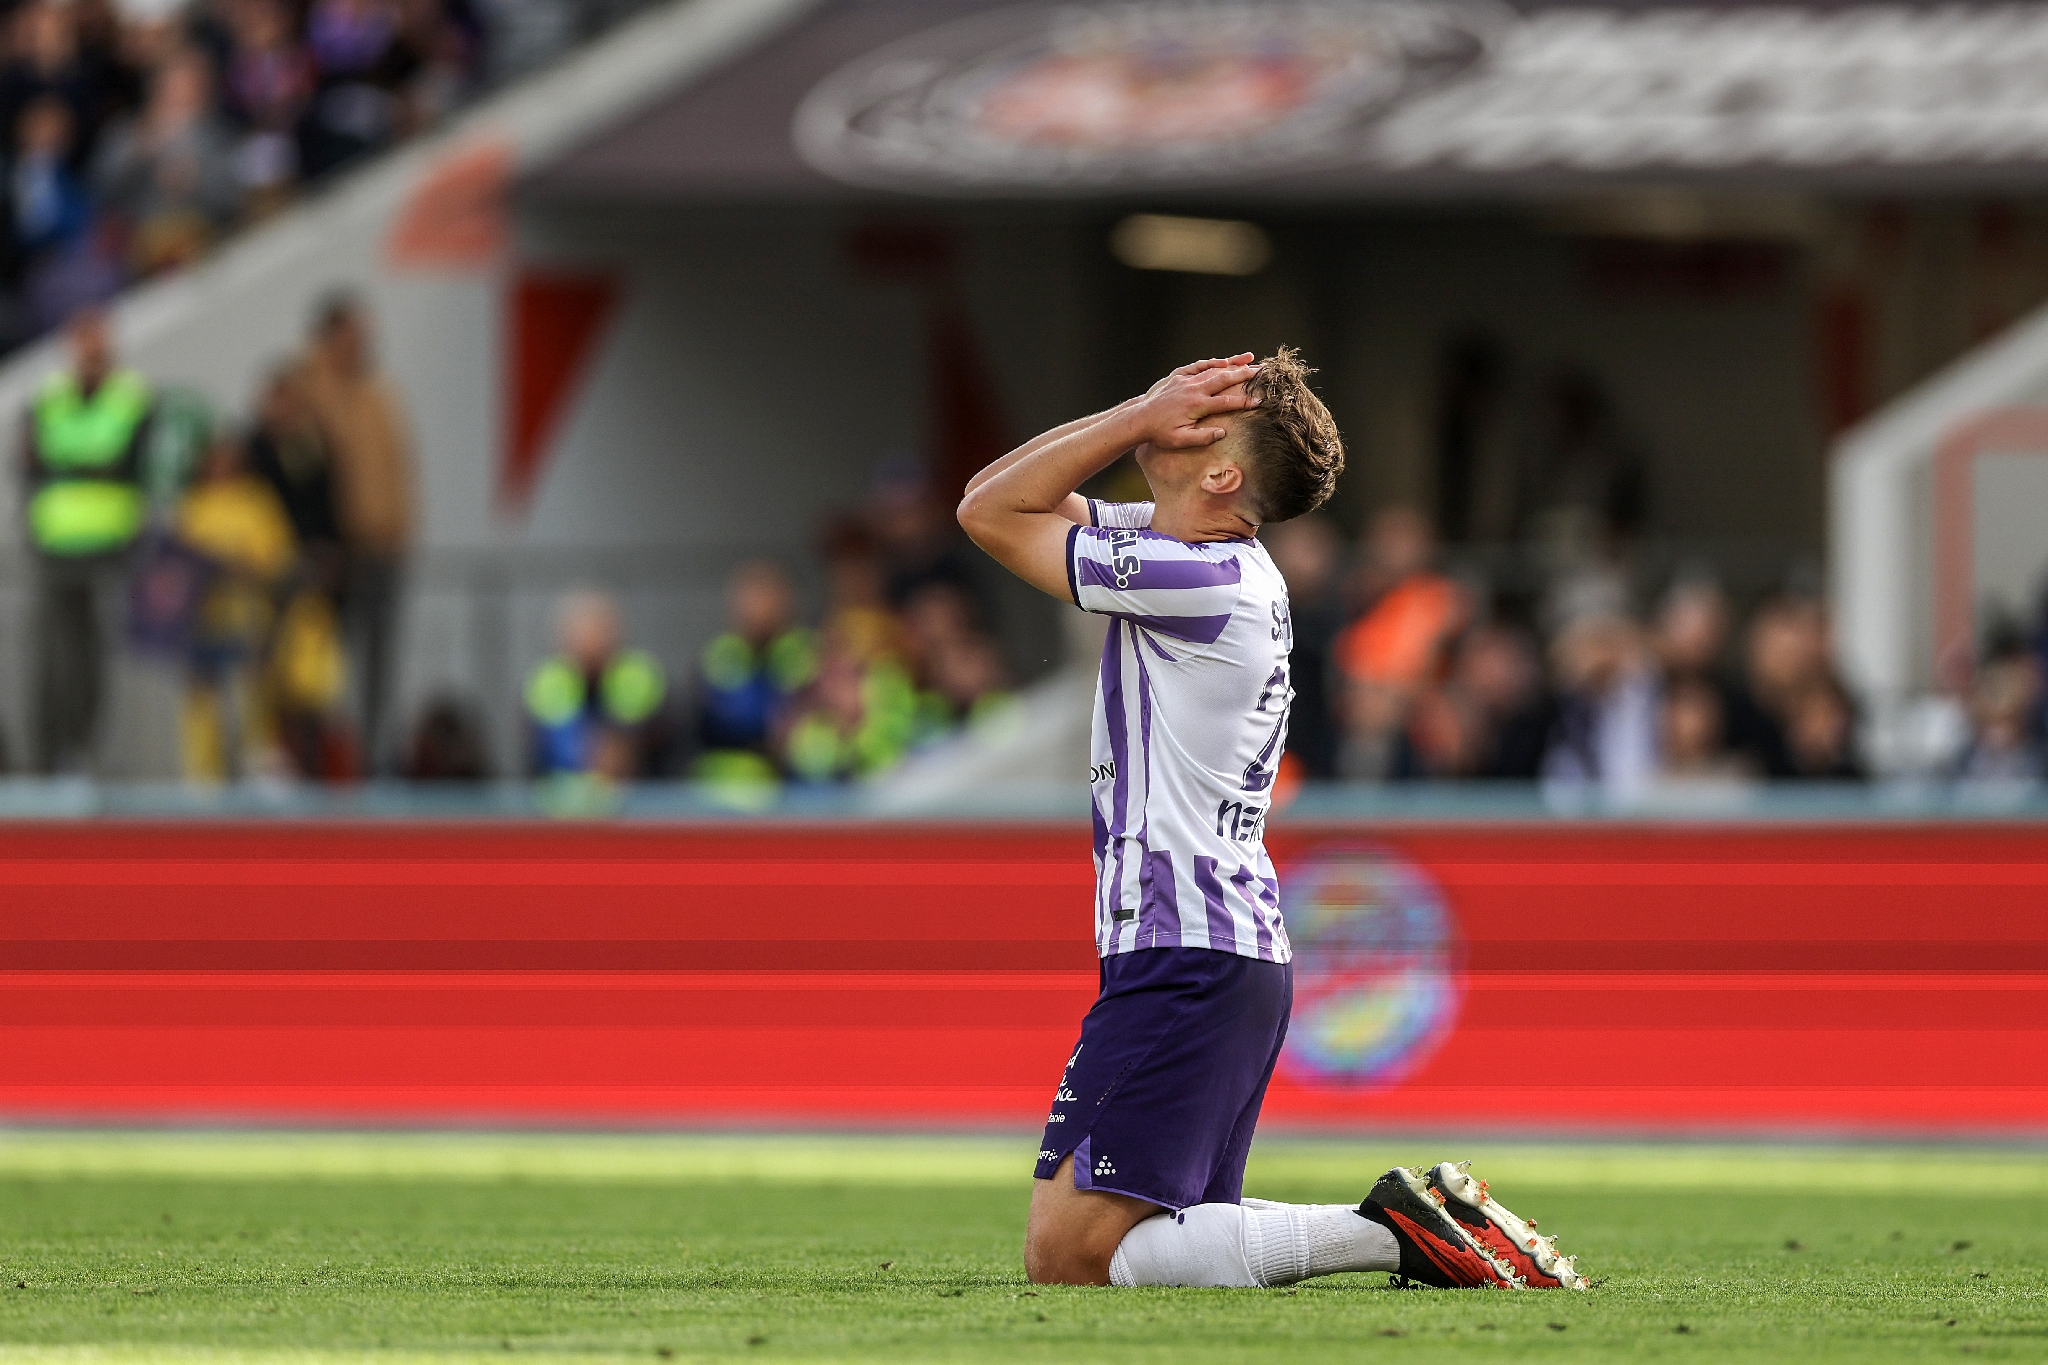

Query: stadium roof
529,0,2048,203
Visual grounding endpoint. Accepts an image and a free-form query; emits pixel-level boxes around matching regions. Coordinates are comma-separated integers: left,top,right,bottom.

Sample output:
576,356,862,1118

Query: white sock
1108,1200,1399,1287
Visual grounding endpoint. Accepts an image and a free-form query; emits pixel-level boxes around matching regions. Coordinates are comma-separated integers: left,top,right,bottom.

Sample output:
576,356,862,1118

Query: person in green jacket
20,309,154,773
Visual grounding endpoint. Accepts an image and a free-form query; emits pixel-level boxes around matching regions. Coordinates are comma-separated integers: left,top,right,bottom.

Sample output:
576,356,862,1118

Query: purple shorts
1033,946,1292,1210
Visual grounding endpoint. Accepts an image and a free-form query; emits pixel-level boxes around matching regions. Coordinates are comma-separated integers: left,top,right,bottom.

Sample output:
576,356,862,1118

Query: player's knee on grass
1025,1154,1159,1285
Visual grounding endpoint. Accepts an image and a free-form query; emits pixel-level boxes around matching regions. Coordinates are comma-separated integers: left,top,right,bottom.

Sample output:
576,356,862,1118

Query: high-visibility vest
525,651,668,729
26,369,152,556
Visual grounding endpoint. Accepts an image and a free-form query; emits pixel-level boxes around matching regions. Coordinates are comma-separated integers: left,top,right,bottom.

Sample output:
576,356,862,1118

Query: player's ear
1202,462,1244,497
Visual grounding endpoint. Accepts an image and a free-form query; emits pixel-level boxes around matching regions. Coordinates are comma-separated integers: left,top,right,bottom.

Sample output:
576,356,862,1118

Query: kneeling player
956,351,1585,1291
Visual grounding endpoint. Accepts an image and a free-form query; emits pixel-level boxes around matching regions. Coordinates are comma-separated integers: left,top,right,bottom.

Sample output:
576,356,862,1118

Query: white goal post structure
1831,303,2048,770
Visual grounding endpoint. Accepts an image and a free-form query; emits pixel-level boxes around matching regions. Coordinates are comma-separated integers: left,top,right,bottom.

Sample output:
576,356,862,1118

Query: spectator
1333,507,1464,781
293,291,414,771
1399,623,1552,781
1782,677,1863,781
405,692,490,779
1399,683,1490,780
21,307,151,773
1338,507,1465,690
692,559,816,784
220,0,316,212
93,46,239,276
922,629,1010,732
246,364,340,584
300,0,401,176
1264,513,1343,779
1956,655,2044,783
1652,576,1784,776
243,363,351,781
8,96,93,268
1452,621,1553,779
1542,611,1659,800
173,427,294,779
525,590,672,780
1734,596,1830,778
0,4,96,166
266,578,353,779
1652,577,1729,681
901,580,1010,736
817,517,904,666
1656,674,1749,783
867,462,981,609
70,0,144,142
779,633,916,783
389,0,478,131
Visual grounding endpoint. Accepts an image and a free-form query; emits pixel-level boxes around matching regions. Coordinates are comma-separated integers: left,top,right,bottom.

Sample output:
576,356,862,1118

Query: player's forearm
955,406,1146,602
961,400,1136,527
959,405,1145,527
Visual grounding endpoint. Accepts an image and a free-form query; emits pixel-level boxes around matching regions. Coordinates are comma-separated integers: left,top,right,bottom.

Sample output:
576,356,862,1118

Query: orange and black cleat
1426,1160,1589,1290
1358,1166,1520,1289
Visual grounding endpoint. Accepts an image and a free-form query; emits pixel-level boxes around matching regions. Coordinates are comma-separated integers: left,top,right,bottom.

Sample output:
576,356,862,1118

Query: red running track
0,822,2042,1131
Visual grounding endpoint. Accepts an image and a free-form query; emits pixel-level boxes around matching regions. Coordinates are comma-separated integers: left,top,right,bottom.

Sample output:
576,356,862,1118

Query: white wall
1832,299,2048,720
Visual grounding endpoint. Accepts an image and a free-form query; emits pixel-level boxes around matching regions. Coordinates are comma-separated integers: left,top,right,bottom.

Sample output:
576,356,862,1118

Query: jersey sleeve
1086,499,1155,528
1066,525,1244,644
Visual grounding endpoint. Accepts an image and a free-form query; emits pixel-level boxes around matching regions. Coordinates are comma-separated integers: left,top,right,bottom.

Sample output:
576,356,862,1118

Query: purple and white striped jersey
1068,500,1293,963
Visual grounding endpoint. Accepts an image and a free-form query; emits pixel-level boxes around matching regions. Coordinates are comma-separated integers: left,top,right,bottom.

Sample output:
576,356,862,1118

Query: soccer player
956,351,1585,1292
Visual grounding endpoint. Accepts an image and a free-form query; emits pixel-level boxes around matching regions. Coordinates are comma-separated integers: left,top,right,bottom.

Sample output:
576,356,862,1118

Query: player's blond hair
1238,347,1343,524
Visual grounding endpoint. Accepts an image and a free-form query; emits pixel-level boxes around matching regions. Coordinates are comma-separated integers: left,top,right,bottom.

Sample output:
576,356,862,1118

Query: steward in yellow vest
24,364,153,558
23,311,157,773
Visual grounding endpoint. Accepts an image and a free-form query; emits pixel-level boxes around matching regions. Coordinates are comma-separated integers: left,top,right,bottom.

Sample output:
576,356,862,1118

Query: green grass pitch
0,1132,2042,1363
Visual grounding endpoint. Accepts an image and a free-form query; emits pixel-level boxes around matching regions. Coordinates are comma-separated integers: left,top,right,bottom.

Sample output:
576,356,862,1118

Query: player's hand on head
1141,361,1261,448
1145,353,1256,400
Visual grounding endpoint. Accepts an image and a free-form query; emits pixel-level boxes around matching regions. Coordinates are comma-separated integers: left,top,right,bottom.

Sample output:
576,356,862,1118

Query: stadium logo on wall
1278,845,1462,1089
793,1,1506,192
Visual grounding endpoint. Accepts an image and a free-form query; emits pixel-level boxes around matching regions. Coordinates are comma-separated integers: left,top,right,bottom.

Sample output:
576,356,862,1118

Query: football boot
1426,1160,1588,1290
1358,1166,1520,1289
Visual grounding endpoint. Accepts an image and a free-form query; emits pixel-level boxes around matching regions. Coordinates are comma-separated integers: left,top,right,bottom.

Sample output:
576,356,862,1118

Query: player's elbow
956,488,997,544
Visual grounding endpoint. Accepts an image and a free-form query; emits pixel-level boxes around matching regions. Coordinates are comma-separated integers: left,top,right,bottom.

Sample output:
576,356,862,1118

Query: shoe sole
1370,1166,1521,1289
1428,1161,1588,1290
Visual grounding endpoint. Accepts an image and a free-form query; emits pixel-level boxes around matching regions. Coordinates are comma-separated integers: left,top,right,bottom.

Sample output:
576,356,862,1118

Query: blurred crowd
511,473,1018,792
18,296,1022,788
0,0,643,351
1267,505,2048,797
18,293,2045,793
24,295,410,780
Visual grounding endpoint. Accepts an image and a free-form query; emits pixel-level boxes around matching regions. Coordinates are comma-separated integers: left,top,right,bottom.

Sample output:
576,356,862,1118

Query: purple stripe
1258,874,1284,960
1105,611,1231,645
1142,632,1176,663
1090,796,1109,941
1101,621,1128,836
1101,620,1129,928
1139,850,1181,948
1063,523,1081,605
1232,864,1269,959
1132,625,1154,843
1195,856,1234,954
1109,841,1127,938
1076,554,1243,592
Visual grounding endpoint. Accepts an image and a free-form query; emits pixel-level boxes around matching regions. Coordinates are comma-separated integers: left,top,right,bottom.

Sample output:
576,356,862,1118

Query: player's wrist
1121,394,1173,447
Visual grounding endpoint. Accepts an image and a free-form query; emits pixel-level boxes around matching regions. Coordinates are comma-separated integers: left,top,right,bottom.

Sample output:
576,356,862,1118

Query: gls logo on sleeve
1106,529,1142,588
